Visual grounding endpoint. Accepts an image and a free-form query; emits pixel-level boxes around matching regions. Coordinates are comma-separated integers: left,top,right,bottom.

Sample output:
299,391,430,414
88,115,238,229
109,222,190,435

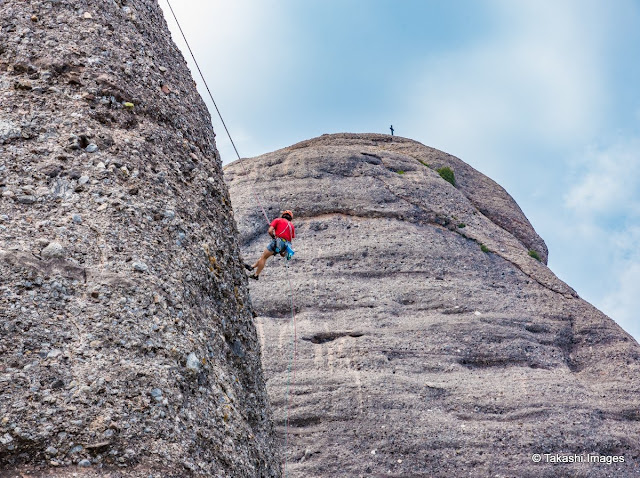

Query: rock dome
226,133,640,477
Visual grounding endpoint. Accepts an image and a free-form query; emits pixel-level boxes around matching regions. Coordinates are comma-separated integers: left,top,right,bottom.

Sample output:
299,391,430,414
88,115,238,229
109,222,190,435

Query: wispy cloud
404,0,609,170
161,1,297,160
565,139,640,218
564,139,640,337
601,261,640,340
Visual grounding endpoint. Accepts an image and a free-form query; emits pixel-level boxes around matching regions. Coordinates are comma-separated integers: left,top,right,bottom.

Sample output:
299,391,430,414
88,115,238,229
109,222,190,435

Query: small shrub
528,249,541,261
437,166,455,186
481,244,489,253
397,170,405,175
457,223,466,228
418,159,430,168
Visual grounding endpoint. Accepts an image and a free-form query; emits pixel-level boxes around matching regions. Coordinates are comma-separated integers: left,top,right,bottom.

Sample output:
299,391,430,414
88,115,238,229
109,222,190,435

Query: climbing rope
282,262,298,476
163,4,299,476
164,0,270,225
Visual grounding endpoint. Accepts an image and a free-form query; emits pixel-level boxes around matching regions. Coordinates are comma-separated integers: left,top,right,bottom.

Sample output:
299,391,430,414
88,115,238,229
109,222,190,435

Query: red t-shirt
271,217,295,242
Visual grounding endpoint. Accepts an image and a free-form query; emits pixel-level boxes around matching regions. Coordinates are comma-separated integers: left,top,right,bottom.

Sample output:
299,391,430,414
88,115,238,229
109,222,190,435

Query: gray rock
227,133,640,478
0,120,21,143
41,242,65,259
186,352,200,372
16,195,36,204
72,214,82,224
86,144,98,153
132,261,148,272
77,458,91,467
0,0,278,475
44,446,58,456
231,340,245,358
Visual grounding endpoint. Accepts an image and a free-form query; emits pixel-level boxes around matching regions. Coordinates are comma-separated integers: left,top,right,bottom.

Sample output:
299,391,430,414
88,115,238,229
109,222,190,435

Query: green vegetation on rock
437,166,455,186
528,249,541,261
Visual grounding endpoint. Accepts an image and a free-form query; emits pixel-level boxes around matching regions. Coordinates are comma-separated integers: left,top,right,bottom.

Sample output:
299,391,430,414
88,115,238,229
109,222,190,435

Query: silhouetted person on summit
390,125,394,136
245,210,295,280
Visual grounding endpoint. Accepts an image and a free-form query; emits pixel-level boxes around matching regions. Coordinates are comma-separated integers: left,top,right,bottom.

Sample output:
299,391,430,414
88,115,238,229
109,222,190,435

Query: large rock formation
0,1,279,476
226,133,640,477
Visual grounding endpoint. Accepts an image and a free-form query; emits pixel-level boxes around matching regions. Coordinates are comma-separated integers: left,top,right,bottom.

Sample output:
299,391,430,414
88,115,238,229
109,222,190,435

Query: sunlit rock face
226,133,640,478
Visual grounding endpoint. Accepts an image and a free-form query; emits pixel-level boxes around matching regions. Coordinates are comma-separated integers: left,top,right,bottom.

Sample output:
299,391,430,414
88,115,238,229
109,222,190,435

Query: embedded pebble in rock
44,446,58,456
40,242,65,259
150,388,163,402
16,195,36,204
186,352,200,372
0,0,279,476
0,120,22,143
132,261,148,272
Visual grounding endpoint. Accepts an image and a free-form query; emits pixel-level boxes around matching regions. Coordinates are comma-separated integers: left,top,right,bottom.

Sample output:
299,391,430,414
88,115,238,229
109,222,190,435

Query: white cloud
404,0,609,166
565,139,640,217
600,262,640,340
562,139,640,339
160,1,297,162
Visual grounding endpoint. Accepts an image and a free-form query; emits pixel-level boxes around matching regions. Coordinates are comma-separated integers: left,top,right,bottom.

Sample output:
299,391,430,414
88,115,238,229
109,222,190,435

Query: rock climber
390,124,394,136
245,210,295,280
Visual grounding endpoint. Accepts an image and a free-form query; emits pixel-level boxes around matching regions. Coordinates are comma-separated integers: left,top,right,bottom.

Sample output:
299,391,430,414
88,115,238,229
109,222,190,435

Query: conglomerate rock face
225,133,640,477
0,1,279,476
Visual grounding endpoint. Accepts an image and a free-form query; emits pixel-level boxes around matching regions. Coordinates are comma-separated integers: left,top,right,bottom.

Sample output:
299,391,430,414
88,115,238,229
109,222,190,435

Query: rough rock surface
225,133,640,477
0,1,279,476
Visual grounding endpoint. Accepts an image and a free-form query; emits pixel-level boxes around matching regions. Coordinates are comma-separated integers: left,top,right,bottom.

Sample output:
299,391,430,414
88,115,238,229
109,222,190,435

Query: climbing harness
271,238,295,261
164,3,298,475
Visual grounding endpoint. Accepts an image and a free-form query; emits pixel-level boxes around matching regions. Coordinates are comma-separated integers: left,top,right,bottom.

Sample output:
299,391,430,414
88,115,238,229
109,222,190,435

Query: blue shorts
267,238,288,254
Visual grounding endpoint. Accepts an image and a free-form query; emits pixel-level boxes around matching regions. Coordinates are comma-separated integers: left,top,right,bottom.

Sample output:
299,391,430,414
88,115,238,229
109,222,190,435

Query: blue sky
161,0,640,342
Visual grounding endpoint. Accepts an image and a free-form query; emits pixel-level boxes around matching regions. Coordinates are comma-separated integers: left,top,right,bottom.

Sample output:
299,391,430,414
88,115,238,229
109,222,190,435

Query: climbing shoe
244,263,254,271
249,273,259,280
